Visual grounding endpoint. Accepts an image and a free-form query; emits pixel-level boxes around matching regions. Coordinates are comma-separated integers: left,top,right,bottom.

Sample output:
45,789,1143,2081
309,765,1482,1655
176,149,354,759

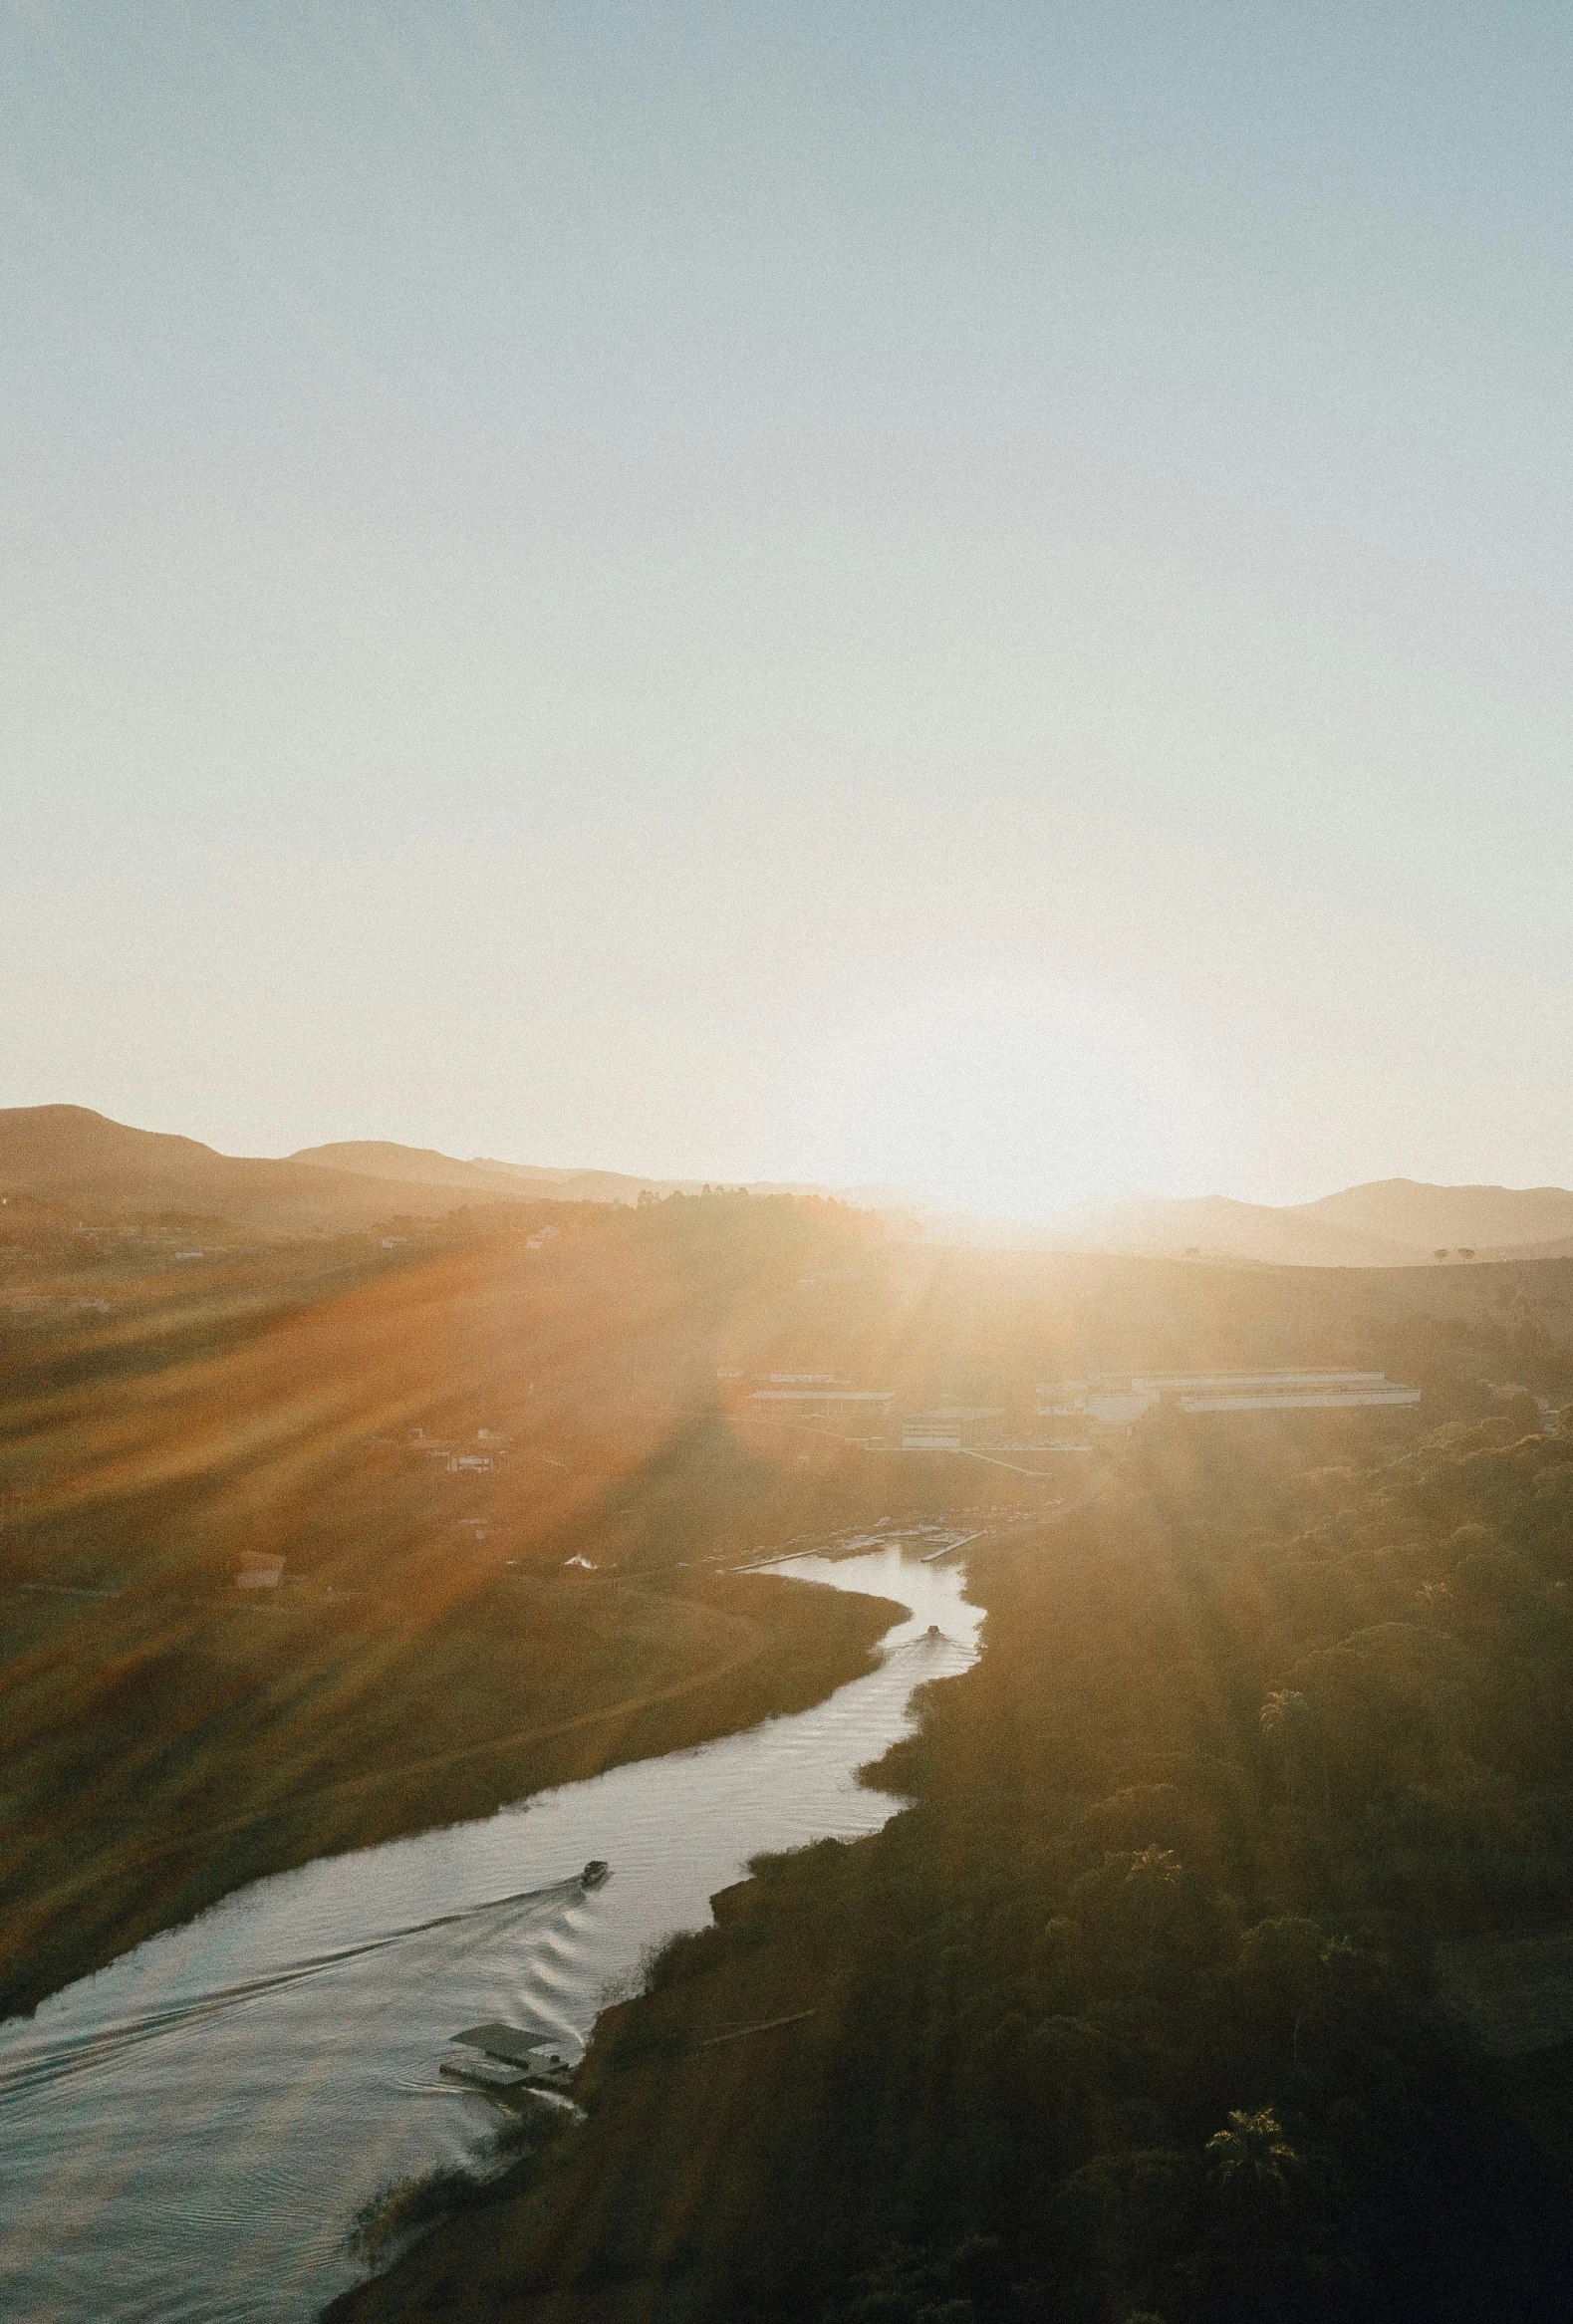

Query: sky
4,3,1571,1221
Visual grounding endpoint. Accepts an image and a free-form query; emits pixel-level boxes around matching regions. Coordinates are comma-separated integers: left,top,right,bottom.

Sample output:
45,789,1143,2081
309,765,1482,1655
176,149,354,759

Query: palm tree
1206,2106,1299,2196
1259,1688,1308,1805
1127,1843,1182,1884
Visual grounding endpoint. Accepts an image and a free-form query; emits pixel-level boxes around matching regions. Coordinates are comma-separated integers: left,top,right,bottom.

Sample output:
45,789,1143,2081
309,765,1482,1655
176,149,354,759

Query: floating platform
450,2022,575,2084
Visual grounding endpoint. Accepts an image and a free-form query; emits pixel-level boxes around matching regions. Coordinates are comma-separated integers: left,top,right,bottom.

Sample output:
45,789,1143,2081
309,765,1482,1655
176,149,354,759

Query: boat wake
0,1879,579,2106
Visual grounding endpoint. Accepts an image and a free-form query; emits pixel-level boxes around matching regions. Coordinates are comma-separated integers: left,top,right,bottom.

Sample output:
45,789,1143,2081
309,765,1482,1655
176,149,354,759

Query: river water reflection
0,1534,982,2324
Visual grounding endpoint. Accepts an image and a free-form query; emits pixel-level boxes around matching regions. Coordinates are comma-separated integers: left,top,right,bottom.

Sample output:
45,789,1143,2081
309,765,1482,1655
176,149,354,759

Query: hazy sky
4,4,1571,1218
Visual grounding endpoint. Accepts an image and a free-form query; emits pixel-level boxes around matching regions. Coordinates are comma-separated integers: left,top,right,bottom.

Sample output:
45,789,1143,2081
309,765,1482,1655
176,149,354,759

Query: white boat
581,1858,611,1889
448,2021,576,2087
439,2052,528,2092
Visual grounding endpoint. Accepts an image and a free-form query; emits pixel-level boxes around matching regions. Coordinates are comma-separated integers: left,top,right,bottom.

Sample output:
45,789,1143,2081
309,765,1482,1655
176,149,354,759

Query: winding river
0,1533,982,2323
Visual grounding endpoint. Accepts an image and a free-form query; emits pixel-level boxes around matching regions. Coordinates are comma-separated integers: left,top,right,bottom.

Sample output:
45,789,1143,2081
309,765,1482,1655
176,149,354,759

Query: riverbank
2,1562,895,2020
324,1836,905,2324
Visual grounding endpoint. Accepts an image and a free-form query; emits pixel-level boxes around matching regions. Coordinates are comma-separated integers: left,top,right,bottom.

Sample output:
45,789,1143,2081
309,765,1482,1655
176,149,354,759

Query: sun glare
793,983,1232,1222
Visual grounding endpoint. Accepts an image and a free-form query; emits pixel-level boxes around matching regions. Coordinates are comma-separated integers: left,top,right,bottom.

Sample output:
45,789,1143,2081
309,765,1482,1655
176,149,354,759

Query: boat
439,2052,529,2092
449,2021,577,2089
581,1858,611,1889
924,1624,944,1640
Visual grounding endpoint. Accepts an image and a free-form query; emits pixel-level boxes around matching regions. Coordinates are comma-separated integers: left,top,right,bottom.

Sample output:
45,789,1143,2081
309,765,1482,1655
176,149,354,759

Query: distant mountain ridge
0,1109,876,1238
4,1108,1570,1263
288,1140,848,1209
0,1107,491,1235
1069,1178,1573,1267
1299,1177,1573,1250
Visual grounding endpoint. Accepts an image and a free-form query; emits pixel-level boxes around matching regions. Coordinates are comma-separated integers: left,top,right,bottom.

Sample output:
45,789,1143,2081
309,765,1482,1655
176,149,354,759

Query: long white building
746,1387,895,1425
1037,1369,1421,1426
900,1406,1006,1452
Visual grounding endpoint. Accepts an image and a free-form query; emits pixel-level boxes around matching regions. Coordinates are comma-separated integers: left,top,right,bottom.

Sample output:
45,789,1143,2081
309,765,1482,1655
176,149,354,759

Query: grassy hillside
0,1104,521,1233
0,1196,902,2016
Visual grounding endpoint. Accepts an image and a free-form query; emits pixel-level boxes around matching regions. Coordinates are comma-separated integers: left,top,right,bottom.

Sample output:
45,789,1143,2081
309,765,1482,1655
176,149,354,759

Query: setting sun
788,981,1232,1222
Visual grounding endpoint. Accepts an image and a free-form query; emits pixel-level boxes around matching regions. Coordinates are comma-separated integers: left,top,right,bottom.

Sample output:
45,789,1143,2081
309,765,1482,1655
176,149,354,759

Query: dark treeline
336,1401,1573,2324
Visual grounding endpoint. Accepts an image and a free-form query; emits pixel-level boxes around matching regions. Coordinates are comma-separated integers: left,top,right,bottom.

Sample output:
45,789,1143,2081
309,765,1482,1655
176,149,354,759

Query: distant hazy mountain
1062,1194,1413,1269
0,1107,499,1234
1294,1178,1573,1252
291,1139,710,1206
0,1110,870,1236
1069,1178,1573,1267
290,1139,882,1209
286,1140,558,1197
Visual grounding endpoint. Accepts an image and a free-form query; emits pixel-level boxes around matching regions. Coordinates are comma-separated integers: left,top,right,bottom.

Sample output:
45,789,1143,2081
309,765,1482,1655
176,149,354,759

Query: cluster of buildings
898,1406,1007,1452
402,1424,515,1475
234,1552,285,1590
738,1367,1421,1451
742,1376,897,1426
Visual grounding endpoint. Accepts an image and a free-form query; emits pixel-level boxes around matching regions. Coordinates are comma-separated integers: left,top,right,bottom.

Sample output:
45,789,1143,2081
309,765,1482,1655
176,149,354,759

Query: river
0,1532,982,2323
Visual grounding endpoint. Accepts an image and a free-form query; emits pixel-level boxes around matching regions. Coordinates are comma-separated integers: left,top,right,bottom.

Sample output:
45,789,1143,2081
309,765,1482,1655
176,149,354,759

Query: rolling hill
1297,1177,1573,1253
1070,1178,1573,1267
0,1108,502,1235
289,1140,719,1207
289,1140,877,1209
